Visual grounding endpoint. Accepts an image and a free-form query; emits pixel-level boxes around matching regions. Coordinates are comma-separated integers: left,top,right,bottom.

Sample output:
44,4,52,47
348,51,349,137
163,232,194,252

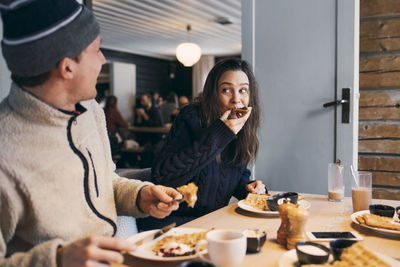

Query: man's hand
56,235,136,267
246,180,266,194
220,107,252,134
138,185,181,218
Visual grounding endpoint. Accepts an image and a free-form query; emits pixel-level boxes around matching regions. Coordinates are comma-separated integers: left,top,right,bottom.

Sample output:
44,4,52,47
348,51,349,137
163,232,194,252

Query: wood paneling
360,0,400,200
359,124,400,139
359,140,400,154
360,56,400,72
372,188,400,200
359,156,400,172
360,38,400,54
359,107,400,120
361,19,400,38
359,91,400,107
361,0,400,19
360,18,400,54
372,172,400,187
359,72,400,88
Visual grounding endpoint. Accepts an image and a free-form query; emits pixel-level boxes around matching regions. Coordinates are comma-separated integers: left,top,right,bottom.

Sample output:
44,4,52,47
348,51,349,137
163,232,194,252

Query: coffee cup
195,229,246,267
327,162,344,202
351,171,372,212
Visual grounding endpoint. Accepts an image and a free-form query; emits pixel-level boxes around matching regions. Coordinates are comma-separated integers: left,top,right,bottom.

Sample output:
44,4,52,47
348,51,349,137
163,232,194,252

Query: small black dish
295,241,330,264
267,192,298,211
179,261,214,267
329,239,357,261
242,229,267,253
369,204,395,218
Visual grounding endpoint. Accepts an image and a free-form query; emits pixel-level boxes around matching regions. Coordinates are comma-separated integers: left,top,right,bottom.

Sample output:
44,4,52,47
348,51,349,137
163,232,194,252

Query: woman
137,58,266,231
104,95,128,135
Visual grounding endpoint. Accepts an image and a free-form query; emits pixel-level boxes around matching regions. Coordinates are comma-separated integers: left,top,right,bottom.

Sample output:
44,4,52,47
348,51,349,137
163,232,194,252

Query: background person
137,58,266,231
160,92,178,124
0,1,181,266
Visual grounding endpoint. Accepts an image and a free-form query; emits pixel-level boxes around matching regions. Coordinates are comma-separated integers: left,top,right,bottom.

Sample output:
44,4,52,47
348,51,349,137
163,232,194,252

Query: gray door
242,0,359,195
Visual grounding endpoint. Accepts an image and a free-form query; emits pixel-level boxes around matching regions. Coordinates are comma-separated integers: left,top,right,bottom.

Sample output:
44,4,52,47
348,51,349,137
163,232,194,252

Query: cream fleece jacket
0,83,152,266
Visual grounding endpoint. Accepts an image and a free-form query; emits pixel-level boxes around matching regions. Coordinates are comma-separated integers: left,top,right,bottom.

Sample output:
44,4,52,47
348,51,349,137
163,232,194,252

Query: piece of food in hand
228,107,249,119
152,230,210,257
243,192,271,211
176,182,198,208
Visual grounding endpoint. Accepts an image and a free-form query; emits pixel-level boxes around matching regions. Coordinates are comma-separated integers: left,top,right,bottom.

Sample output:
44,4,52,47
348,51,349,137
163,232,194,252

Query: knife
134,222,176,246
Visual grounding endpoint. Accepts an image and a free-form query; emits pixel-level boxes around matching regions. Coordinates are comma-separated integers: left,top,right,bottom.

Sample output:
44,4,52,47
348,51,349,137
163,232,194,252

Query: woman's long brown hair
197,58,260,166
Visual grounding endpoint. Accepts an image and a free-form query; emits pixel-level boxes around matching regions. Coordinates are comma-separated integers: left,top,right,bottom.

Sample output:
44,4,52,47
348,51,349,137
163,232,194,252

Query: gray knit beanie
0,0,100,77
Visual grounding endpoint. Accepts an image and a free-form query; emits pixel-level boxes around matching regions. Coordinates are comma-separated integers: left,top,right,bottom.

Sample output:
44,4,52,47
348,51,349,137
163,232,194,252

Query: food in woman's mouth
228,107,249,119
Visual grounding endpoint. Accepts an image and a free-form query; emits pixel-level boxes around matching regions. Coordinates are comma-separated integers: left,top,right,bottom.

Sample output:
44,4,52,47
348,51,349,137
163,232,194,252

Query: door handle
322,99,348,108
323,88,350,123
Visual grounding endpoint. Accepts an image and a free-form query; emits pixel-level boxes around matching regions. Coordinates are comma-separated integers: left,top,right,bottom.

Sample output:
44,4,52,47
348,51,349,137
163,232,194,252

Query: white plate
237,199,311,216
351,210,400,237
126,228,206,261
278,248,399,267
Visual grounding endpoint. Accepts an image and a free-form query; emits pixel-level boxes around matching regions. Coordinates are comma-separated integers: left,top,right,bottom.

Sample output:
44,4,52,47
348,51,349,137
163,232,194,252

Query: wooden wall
359,0,400,200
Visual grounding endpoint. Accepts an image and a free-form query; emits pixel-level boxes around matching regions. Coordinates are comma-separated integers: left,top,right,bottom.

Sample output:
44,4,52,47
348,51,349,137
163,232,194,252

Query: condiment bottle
286,207,309,249
277,198,296,246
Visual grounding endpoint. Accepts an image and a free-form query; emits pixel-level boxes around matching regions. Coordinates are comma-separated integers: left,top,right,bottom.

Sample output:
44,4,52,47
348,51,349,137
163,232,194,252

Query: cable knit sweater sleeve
152,105,237,187
0,169,63,267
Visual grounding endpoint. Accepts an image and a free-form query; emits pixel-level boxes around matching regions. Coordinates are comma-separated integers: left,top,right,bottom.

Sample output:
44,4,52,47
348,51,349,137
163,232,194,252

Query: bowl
295,241,330,264
179,261,214,267
266,192,298,211
242,229,267,253
396,206,400,220
329,239,357,261
369,204,395,218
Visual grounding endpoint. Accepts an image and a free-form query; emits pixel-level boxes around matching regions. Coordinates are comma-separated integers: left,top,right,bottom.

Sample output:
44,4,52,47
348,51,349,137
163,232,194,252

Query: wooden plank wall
359,0,400,200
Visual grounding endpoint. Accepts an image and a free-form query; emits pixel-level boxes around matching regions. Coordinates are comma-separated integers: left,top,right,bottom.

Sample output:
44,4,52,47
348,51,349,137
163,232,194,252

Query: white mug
195,229,246,267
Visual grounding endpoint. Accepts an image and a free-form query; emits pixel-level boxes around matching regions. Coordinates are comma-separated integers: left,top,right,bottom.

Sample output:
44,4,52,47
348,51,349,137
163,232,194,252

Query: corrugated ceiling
92,0,241,59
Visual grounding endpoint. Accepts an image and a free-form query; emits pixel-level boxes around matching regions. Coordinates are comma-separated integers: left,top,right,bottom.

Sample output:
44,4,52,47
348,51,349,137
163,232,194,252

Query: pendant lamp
176,25,201,67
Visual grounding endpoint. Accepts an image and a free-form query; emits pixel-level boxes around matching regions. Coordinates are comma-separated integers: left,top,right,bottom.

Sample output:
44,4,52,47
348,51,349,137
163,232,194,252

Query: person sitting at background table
104,95,129,136
171,95,190,121
0,1,181,266
160,92,179,124
134,93,164,127
137,58,266,231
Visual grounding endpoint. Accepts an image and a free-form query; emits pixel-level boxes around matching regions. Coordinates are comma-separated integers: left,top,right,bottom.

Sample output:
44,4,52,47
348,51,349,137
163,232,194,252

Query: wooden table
122,194,400,267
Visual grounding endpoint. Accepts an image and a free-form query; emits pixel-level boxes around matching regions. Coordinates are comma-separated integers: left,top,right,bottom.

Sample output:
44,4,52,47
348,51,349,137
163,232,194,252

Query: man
134,93,164,127
0,1,181,266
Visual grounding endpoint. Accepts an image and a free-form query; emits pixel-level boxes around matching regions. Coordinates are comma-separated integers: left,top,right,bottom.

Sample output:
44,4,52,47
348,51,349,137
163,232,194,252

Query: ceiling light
176,25,201,67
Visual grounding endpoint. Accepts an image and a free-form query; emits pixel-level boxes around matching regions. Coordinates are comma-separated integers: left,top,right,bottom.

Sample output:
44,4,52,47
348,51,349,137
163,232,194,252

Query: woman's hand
138,185,181,218
246,180,266,194
220,107,252,134
56,235,136,267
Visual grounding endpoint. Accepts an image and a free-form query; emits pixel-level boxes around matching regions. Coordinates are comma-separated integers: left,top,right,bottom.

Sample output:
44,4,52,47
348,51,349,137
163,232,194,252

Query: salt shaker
286,207,309,250
277,198,296,246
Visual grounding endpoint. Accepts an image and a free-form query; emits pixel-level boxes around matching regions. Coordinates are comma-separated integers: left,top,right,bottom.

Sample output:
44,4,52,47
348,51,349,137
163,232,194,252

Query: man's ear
57,57,76,79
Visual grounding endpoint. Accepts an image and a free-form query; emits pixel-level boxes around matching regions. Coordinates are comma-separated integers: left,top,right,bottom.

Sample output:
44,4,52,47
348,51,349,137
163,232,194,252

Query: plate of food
127,228,209,261
237,193,311,216
351,210,400,237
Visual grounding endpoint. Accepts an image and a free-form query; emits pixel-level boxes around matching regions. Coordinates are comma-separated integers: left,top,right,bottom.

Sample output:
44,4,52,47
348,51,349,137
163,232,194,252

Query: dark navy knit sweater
137,105,251,231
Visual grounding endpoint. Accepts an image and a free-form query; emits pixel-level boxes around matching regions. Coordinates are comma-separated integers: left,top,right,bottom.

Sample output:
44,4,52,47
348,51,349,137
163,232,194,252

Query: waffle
331,243,390,267
152,230,209,257
243,193,271,210
177,182,198,208
356,213,400,231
